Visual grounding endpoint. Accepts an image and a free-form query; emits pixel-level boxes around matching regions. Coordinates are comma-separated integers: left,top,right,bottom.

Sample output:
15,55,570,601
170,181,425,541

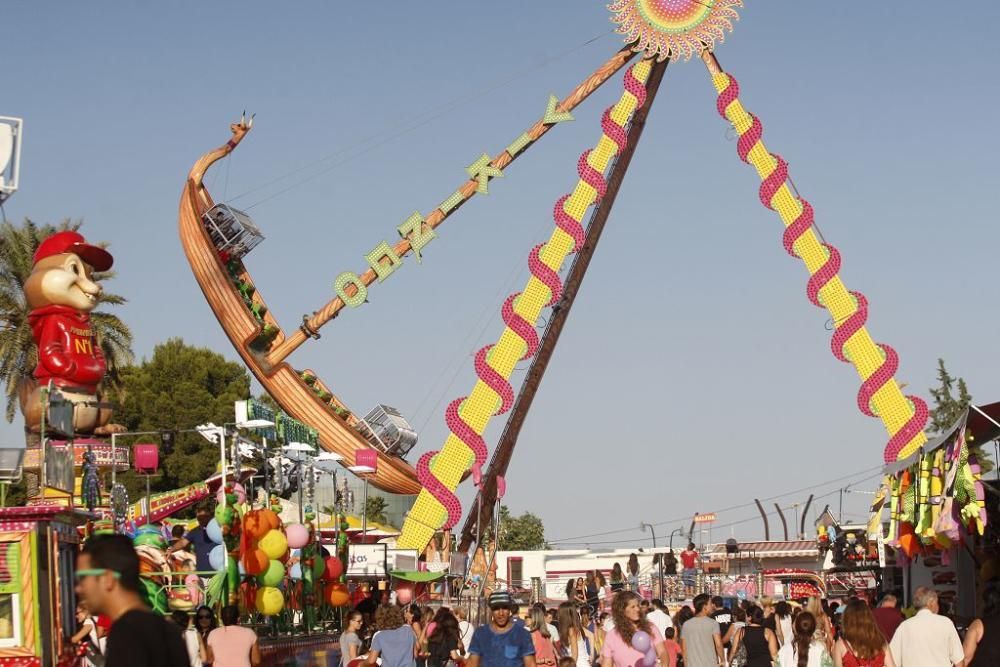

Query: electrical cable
225,29,615,209
547,465,885,544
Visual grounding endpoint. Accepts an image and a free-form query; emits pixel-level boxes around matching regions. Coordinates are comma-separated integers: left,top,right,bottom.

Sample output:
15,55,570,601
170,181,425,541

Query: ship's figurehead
20,231,117,435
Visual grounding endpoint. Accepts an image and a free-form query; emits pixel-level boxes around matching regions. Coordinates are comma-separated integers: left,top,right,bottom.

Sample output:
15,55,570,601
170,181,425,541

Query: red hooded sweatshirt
28,305,106,392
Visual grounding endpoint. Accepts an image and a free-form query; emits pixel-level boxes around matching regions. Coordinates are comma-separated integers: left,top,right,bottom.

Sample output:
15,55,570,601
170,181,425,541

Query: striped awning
709,540,818,560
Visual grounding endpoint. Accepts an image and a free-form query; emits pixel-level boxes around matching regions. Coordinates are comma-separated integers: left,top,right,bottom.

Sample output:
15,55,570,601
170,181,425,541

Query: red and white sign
694,513,717,524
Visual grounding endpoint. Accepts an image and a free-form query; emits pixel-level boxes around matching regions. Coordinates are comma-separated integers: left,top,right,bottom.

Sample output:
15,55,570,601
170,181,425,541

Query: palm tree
0,218,133,423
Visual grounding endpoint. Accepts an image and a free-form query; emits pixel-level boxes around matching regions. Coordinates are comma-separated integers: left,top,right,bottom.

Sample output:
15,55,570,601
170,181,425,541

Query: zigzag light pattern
397,59,653,551
710,67,928,464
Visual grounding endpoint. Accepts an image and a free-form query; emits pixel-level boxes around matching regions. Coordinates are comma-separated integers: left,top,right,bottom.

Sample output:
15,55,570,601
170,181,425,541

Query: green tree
928,359,992,473
494,505,546,551
0,218,133,422
928,359,972,434
106,338,251,501
364,496,388,524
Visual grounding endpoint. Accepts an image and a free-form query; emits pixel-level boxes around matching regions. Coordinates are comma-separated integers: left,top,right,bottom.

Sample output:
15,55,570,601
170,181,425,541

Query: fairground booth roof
708,540,819,560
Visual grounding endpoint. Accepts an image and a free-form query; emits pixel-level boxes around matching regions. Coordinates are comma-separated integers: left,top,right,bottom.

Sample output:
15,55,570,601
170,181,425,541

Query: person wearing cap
466,591,536,667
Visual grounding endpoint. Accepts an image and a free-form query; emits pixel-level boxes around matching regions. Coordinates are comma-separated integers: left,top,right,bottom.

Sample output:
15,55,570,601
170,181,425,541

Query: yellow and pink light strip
397,59,654,551
704,53,928,464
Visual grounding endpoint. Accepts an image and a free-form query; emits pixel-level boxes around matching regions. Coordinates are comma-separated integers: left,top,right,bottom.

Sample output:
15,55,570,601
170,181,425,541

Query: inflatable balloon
258,559,284,587
208,544,227,571
214,504,235,528
288,563,302,580
205,519,223,545
256,586,284,616
285,523,309,549
243,548,269,576
259,529,288,560
325,582,350,607
323,556,343,580
311,554,326,580
396,582,414,605
244,508,280,541
631,631,651,653
641,648,657,667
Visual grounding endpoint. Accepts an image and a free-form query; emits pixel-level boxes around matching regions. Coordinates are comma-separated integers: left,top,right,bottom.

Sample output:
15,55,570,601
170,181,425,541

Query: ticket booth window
0,541,22,648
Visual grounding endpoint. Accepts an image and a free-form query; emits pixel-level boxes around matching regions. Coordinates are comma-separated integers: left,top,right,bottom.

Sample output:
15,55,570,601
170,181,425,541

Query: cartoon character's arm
37,316,77,379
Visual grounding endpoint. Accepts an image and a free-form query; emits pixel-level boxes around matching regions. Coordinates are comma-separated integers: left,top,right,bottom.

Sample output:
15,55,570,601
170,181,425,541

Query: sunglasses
75,569,121,580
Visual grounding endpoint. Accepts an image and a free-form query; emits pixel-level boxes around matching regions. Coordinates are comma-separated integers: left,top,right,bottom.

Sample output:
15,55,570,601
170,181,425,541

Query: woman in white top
776,612,833,667
775,601,793,647
170,610,206,667
71,603,103,666
558,602,595,667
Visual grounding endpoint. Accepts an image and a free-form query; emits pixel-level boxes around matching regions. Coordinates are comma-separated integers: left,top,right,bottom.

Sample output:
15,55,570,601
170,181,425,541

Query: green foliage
0,218,133,422
928,359,993,473
106,338,251,500
928,359,972,434
364,496,388,524
493,505,546,551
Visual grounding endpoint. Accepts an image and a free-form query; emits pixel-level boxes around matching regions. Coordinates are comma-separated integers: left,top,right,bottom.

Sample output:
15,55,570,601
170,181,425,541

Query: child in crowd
662,627,681,667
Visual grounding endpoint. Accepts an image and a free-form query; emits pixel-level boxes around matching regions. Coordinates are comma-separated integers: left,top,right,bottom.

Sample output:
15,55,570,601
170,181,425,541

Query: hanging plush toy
896,470,921,558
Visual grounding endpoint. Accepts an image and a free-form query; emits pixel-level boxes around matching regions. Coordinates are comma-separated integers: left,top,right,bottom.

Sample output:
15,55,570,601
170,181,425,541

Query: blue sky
4,2,999,547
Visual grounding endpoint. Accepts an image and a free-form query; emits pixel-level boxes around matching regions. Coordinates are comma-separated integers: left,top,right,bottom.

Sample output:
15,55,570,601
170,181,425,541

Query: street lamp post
668,527,684,551
641,522,662,601
231,419,275,506
283,442,315,523
348,465,376,540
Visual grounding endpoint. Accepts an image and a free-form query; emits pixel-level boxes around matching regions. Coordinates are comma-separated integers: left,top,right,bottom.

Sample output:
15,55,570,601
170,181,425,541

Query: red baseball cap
33,231,113,271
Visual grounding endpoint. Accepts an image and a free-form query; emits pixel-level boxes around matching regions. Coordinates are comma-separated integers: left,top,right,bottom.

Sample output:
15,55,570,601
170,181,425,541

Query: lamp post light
232,419,275,505
641,522,662,601
314,452,344,534
348,465,376,541
668,527,684,551
111,430,164,487
282,442,315,523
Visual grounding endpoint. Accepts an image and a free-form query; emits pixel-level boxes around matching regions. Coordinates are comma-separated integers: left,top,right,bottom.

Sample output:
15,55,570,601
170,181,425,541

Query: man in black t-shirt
709,596,732,646
76,534,189,666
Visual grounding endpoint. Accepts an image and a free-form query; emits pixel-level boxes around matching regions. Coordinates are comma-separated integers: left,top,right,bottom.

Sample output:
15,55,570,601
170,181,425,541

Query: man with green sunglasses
75,534,189,666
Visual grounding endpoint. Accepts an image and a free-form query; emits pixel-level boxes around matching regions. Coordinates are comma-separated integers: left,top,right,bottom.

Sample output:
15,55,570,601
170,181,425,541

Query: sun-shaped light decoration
609,0,743,62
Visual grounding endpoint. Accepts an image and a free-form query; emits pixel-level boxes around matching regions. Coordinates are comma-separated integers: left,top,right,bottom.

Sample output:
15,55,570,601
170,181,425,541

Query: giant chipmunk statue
19,231,120,435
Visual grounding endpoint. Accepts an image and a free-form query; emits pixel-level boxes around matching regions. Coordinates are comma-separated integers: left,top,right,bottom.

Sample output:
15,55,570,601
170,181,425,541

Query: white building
494,547,676,602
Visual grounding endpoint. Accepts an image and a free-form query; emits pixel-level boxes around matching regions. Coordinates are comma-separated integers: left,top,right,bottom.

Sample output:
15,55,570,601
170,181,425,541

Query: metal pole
298,462,305,524
219,427,227,508
111,432,117,486
262,436,269,504
653,527,662,601
146,475,151,520
361,475,369,540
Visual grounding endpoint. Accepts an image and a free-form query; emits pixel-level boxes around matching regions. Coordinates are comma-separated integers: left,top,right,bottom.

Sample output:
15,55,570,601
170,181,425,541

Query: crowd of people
339,582,998,667
68,533,999,667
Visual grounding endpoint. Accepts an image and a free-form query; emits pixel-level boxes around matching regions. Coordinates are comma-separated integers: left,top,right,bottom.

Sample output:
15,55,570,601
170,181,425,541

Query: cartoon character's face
24,253,103,312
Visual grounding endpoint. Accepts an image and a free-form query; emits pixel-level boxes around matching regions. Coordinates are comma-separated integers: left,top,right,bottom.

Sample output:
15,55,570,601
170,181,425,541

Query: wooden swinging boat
178,47,638,495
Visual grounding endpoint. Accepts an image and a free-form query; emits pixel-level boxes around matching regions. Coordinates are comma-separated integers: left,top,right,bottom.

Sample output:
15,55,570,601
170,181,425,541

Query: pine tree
928,359,993,473
928,359,969,434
